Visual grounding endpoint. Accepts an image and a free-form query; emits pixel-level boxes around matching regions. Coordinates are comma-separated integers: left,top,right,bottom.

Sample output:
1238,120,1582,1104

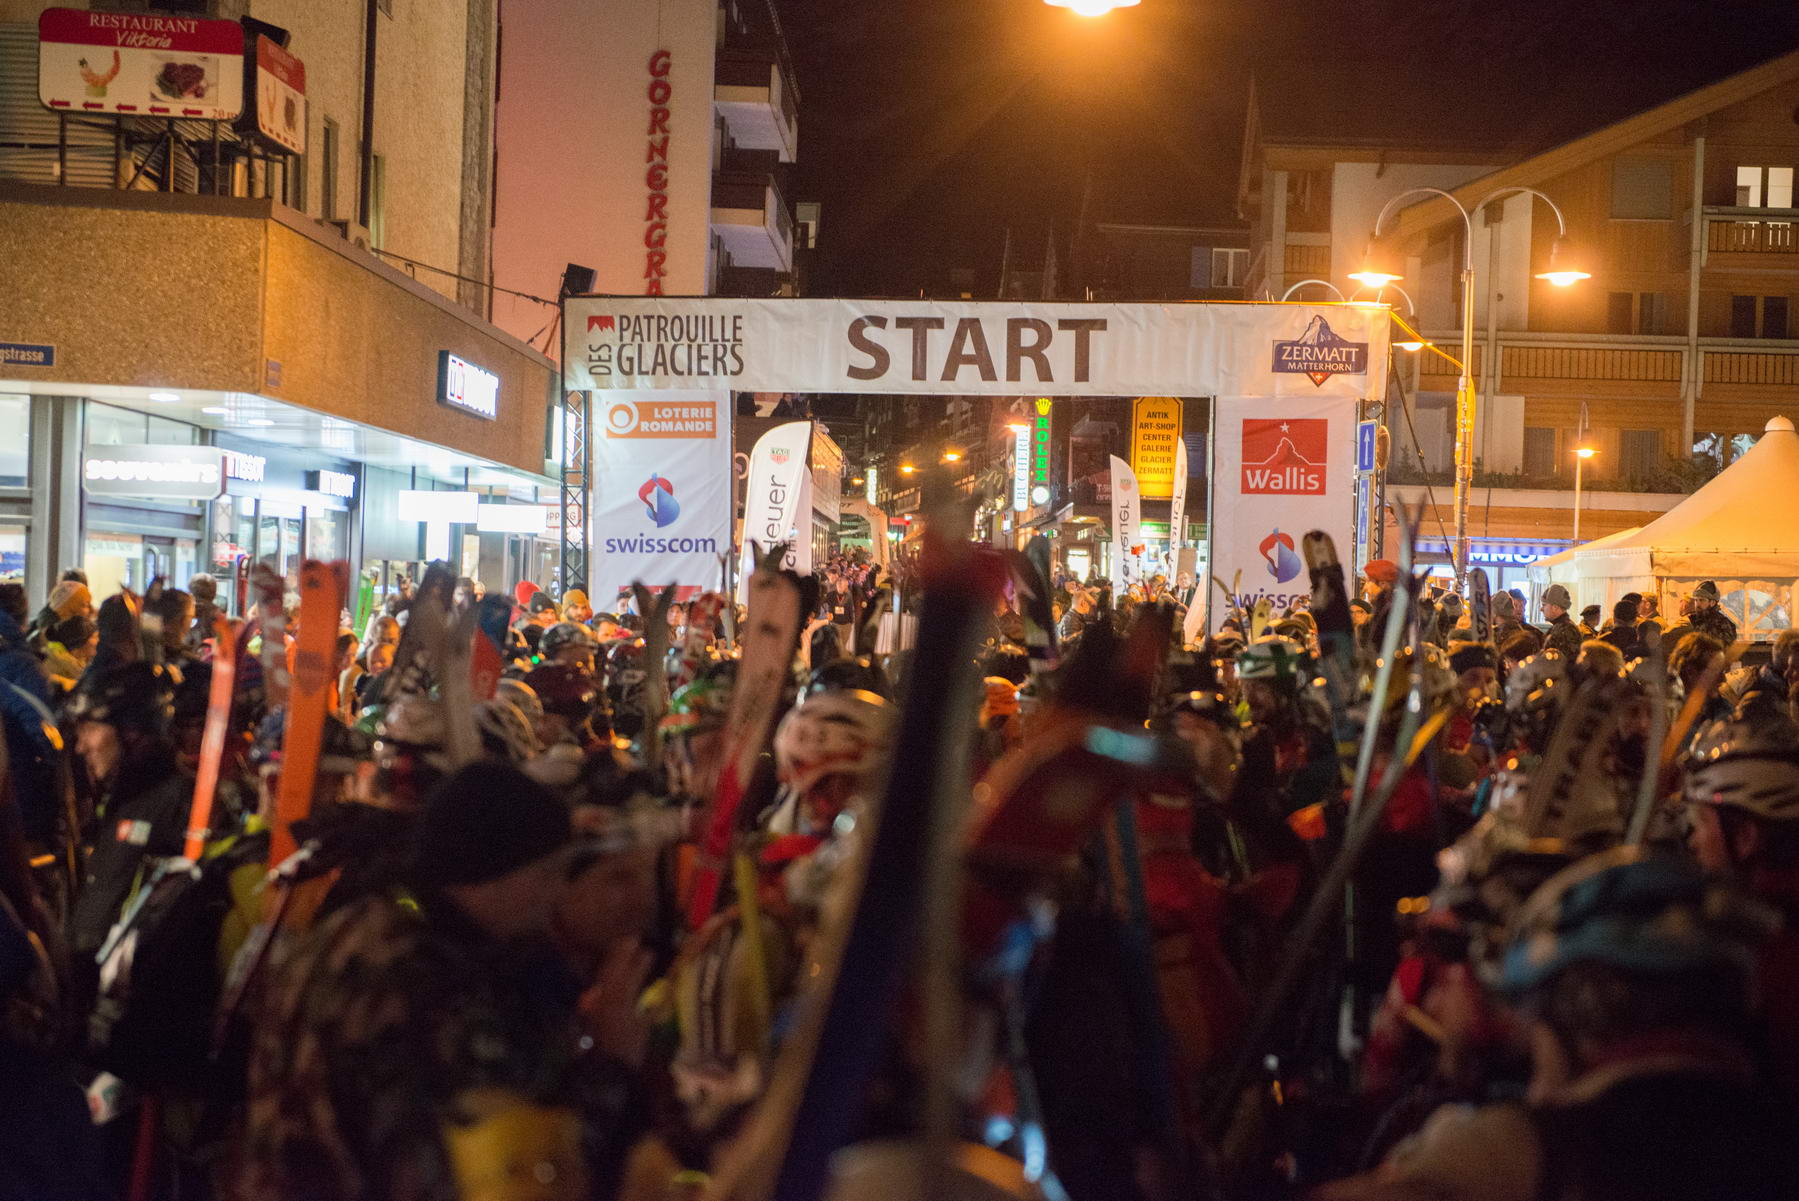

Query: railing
1704,351,1799,385
1283,239,1330,277
1705,213,1799,254
1502,345,1683,382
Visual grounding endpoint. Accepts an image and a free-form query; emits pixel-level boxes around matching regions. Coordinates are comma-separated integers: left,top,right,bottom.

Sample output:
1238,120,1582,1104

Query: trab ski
1467,566,1492,644
686,545,803,929
250,563,288,710
183,614,237,861
270,561,347,866
1251,597,1273,640
1303,531,1359,781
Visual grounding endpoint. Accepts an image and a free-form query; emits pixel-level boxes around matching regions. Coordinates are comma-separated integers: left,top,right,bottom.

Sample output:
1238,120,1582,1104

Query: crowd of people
1,539,1796,1201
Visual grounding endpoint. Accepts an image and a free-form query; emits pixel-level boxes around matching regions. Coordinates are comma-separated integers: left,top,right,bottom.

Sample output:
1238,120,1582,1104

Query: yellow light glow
850,477,864,485
942,451,962,463
1005,422,1029,433
1537,269,1591,288
1046,0,1140,14
1348,269,1402,289
899,464,916,475
1575,446,1596,459
1395,340,1425,352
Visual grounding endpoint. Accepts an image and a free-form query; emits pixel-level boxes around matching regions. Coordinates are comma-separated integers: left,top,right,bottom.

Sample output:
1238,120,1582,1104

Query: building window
1210,247,1247,289
1607,291,1671,334
321,118,340,222
1612,160,1674,219
1737,165,1795,209
1764,295,1789,339
287,149,307,214
1606,292,1633,334
1731,294,1757,338
1523,426,1557,476
1620,429,1660,479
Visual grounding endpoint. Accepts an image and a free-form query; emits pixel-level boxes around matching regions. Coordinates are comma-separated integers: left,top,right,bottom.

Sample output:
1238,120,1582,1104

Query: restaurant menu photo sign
38,7,245,121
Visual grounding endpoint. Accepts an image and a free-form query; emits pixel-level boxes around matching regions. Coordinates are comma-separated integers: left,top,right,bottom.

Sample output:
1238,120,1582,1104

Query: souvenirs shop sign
565,299,1391,398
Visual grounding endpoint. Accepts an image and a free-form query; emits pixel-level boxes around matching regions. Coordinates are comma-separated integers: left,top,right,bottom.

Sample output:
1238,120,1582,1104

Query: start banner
1208,394,1355,628
590,390,730,606
565,299,1390,398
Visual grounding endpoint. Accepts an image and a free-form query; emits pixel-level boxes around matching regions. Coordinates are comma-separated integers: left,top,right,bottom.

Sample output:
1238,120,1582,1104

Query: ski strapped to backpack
270,561,347,866
183,613,236,861
686,544,802,930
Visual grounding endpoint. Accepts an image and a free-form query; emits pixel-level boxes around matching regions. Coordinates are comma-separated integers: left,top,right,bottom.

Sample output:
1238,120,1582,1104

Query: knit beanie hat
408,760,571,888
49,579,92,620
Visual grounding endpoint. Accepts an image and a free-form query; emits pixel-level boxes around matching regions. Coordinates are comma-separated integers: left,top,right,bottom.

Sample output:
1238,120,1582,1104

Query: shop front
1,182,561,606
1413,537,1572,595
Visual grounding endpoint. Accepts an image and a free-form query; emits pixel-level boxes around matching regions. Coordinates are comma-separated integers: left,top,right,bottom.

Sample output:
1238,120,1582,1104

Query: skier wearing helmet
1319,848,1797,1201
1234,634,1336,827
1683,710,1799,1095
540,621,599,674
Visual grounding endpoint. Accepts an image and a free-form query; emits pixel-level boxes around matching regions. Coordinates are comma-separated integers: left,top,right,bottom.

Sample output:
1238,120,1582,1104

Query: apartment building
489,0,800,346
0,0,561,606
1239,49,1799,593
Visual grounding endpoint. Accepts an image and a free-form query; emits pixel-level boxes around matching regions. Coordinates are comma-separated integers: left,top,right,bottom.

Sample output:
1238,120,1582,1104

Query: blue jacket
0,610,59,842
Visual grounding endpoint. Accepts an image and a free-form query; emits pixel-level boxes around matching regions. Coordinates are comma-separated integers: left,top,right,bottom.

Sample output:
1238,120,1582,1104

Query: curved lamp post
1351,186,1591,587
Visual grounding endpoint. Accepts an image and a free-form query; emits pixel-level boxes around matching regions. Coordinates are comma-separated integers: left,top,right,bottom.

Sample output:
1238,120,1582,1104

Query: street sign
0,342,55,368
1356,419,1377,473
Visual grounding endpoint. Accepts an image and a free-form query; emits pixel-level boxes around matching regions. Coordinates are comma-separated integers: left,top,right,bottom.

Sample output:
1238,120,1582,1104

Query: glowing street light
1045,0,1139,14
1355,184,1589,587
899,463,917,475
941,450,963,463
1573,445,1597,541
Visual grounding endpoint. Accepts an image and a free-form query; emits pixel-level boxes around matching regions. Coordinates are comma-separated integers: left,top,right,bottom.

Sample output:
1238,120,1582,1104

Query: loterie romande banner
564,298,1391,398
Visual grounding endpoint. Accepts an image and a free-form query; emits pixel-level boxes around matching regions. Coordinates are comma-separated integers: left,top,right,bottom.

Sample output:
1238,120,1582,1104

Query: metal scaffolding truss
558,389,591,596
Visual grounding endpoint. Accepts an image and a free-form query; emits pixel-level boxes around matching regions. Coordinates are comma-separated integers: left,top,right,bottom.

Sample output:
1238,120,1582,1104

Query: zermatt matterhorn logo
1272,315,1368,387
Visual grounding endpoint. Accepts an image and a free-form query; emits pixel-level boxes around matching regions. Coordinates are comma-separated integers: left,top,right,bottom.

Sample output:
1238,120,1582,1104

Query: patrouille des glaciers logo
1272,315,1368,387
1259,529,1302,583
638,474,681,528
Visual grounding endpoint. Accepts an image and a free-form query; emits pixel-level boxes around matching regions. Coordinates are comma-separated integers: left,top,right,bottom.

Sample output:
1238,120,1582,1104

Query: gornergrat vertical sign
644,50,673,295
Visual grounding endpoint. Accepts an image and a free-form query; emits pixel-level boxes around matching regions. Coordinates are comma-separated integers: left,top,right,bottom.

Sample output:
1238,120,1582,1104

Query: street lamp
1573,445,1596,541
941,450,963,463
899,463,917,476
1353,185,1591,589
1044,0,1139,14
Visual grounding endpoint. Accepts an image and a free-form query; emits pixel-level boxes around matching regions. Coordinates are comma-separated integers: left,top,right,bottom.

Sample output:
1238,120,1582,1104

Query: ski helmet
773,688,893,800
67,662,174,739
1499,846,1774,998
540,621,597,662
806,655,891,700
1683,712,1799,823
495,677,545,727
475,696,543,763
1236,635,1306,684
1157,689,1240,731
1371,644,1458,717
525,662,599,720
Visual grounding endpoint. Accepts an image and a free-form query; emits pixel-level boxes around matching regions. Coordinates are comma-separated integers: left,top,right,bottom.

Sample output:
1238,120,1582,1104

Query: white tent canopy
1567,415,1799,638
1527,524,1641,588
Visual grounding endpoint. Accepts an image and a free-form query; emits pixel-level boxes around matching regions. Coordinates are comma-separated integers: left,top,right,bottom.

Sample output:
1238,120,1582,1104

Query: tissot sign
566,299,1391,397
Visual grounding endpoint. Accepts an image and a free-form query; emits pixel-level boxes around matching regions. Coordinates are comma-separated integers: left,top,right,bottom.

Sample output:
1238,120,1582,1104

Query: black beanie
1448,642,1497,675
409,761,571,888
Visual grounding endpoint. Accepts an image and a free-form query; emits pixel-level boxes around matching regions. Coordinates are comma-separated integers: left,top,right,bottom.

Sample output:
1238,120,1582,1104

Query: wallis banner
737,420,813,601
1207,394,1354,629
591,389,731,606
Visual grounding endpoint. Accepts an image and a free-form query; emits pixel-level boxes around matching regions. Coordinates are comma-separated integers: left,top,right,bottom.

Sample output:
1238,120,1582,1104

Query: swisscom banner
590,390,730,606
565,299,1389,398
1208,394,1355,630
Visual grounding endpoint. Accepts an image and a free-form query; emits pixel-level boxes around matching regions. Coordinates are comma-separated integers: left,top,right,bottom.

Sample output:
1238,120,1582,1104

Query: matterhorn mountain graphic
1241,418,1327,495
1272,315,1368,387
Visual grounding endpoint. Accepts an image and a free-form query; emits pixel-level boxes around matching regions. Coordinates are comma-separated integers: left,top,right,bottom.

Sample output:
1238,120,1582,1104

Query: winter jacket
0,610,59,843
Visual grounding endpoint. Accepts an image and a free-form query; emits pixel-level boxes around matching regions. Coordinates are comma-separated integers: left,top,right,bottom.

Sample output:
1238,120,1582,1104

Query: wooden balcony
1701,207,1799,263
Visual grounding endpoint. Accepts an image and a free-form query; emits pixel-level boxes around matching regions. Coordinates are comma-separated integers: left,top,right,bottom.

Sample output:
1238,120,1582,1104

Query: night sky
781,0,1799,299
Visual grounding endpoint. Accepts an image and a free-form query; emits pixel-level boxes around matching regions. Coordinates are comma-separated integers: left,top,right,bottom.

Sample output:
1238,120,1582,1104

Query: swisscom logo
1259,529,1302,583
1241,418,1327,495
1272,316,1368,387
638,474,681,528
